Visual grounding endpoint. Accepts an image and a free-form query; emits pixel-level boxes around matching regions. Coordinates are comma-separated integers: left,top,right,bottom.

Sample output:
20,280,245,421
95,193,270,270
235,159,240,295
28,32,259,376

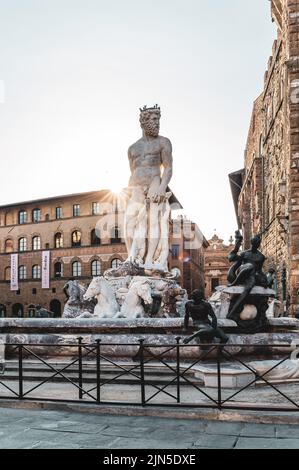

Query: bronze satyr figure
183,289,228,344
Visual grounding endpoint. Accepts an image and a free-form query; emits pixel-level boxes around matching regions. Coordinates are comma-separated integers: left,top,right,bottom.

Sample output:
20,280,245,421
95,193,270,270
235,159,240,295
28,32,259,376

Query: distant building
0,191,207,317
229,0,299,314
170,216,209,295
204,234,233,298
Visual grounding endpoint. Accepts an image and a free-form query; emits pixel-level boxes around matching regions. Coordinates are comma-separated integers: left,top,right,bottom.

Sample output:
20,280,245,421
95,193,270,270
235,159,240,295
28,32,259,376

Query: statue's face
142,112,160,137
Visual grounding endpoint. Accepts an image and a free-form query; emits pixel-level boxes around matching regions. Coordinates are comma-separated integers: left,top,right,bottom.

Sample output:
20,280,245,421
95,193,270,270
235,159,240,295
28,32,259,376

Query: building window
73,204,80,217
0,304,6,318
55,232,63,248
56,207,62,219
19,210,27,224
110,226,121,244
28,305,36,316
91,260,101,277
32,289,37,295
32,236,41,251
111,258,122,269
19,237,27,252
92,202,100,215
54,262,63,278
19,265,27,280
171,244,180,260
72,230,81,247
211,278,219,292
32,265,41,279
45,214,50,221
91,229,101,246
5,239,14,253
32,208,41,223
5,267,11,281
72,261,82,277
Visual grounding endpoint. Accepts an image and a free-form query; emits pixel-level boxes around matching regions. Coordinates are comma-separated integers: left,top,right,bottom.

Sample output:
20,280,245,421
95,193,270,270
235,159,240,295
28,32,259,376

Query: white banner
10,254,18,291
42,251,50,289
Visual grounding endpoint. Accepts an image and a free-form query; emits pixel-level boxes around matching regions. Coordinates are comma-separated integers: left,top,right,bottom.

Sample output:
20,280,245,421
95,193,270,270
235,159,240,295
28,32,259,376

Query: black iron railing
0,339,298,411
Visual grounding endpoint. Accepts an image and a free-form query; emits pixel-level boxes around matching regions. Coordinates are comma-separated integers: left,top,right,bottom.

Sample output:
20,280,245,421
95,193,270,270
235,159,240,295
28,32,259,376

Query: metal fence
0,338,298,412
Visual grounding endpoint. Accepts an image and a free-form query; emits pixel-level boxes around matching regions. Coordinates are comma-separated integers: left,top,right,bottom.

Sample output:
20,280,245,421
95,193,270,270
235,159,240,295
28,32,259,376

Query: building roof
0,187,183,209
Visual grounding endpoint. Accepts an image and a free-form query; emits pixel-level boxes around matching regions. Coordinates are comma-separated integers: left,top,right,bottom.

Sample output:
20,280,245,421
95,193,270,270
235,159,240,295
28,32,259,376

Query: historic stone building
229,0,299,313
204,234,234,298
170,216,209,295
0,190,206,317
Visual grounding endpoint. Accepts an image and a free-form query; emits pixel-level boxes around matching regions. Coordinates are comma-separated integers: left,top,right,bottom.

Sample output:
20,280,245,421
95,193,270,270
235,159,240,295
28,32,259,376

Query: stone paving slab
239,423,276,437
2,406,299,448
193,435,238,448
276,425,299,438
235,437,299,449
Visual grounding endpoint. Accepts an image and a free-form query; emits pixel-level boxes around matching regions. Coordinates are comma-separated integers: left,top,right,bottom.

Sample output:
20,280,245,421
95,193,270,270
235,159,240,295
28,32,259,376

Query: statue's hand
152,189,166,204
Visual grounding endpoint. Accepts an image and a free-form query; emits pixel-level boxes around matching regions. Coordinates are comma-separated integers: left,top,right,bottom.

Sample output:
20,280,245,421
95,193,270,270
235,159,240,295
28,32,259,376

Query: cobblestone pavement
0,407,299,449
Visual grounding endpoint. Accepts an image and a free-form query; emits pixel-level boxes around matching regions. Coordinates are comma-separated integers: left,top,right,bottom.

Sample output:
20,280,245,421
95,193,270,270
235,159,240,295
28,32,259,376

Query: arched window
19,237,27,252
32,265,41,279
55,232,63,248
0,304,6,318
50,299,61,318
54,261,63,278
32,236,41,250
19,265,27,280
5,239,13,253
91,260,101,277
111,258,122,269
72,231,81,247
110,226,121,244
28,304,36,317
72,261,82,277
91,229,101,246
19,210,27,224
4,267,11,281
32,208,41,223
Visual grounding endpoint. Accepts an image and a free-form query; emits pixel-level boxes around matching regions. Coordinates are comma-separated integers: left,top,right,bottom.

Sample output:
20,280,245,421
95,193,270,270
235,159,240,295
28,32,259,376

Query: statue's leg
154,201,171,271
124,188,145,262
145,201,160,268
183,326,213,344
214,327,229,343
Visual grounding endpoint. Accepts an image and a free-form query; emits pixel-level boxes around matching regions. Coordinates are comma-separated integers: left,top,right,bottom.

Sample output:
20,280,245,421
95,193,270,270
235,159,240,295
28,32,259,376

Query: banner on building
10,253,18,291
42,251,50,289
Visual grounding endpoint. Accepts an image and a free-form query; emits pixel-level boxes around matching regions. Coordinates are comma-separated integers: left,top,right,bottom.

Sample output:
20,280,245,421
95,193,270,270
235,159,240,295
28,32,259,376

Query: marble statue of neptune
124,106,173,272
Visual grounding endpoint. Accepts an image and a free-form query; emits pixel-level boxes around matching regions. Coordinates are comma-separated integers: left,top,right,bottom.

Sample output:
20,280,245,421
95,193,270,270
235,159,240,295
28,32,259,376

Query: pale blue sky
0,0,276,242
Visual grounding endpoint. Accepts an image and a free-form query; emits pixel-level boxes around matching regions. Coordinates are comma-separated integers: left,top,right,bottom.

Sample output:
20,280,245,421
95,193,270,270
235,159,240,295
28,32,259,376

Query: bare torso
128,135,170,194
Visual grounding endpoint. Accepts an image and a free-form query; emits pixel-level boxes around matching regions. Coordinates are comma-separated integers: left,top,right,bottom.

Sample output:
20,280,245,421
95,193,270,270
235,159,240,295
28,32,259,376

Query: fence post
139,339,145,406
96,339,101,404
78,336,83,399
176,336,181,403
217,345,222,410
18,344,23,399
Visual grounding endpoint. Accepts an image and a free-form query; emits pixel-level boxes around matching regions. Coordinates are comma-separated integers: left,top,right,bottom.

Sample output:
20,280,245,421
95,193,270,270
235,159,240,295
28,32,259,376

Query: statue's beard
143,122,160,137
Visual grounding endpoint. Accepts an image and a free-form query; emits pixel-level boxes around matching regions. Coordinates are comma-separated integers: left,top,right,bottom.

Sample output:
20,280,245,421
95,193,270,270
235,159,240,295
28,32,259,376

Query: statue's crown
139,104,160,113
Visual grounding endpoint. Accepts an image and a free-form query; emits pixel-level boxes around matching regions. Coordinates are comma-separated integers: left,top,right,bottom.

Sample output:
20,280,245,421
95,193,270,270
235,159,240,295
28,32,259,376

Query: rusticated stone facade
204,234,234,298
230,0,299,314
0,191,206,317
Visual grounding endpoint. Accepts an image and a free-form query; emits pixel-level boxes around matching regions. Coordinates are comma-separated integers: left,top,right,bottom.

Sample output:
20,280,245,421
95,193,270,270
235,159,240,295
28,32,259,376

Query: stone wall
232,0,299,314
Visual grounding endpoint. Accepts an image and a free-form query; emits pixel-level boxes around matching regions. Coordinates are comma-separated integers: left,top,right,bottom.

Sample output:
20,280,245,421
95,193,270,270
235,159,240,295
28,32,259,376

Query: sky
0,0,277,243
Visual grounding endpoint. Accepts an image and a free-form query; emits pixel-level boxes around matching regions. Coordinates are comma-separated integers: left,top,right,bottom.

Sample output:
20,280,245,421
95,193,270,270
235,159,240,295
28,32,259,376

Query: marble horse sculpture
83,276,121,319
120,279,153,319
